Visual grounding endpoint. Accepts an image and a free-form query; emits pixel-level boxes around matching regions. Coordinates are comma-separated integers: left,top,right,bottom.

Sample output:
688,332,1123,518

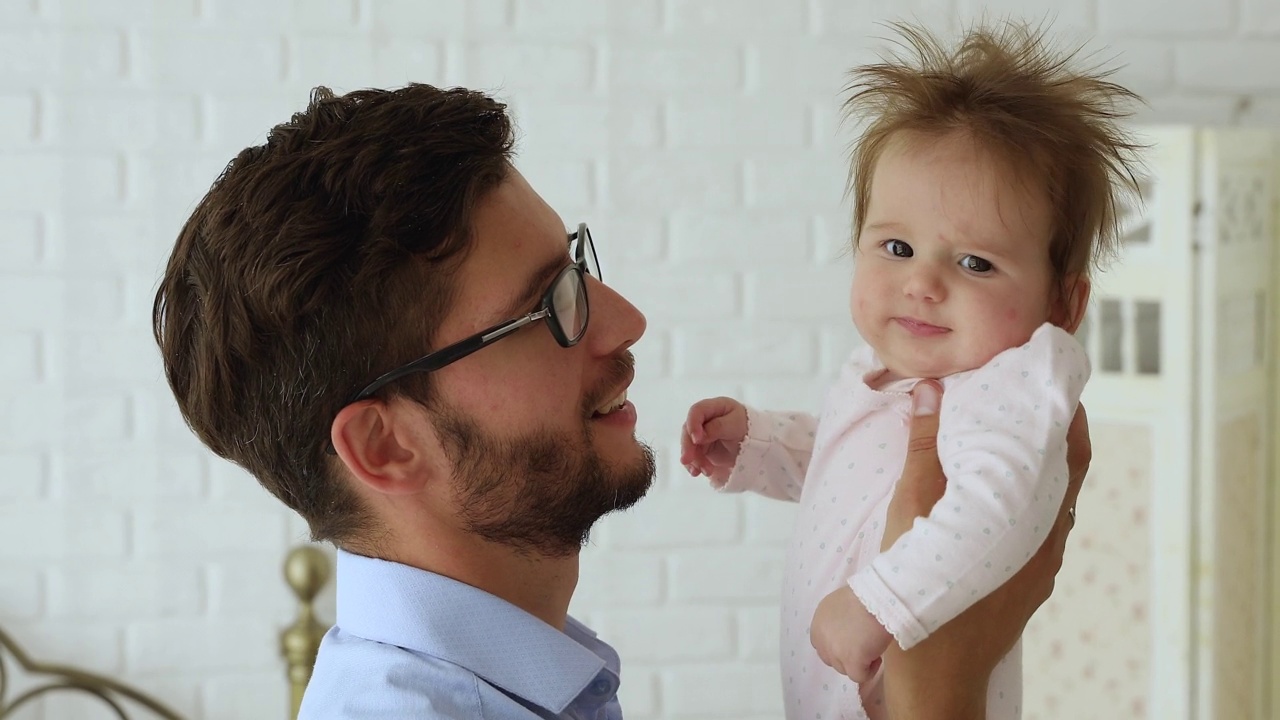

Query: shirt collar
333,549,619,714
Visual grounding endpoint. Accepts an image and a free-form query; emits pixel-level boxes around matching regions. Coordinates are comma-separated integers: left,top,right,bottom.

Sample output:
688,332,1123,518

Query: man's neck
376,531,581,631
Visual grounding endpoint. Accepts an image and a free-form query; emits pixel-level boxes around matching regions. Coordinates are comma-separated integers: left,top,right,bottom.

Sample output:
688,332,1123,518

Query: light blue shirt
299,550,624,719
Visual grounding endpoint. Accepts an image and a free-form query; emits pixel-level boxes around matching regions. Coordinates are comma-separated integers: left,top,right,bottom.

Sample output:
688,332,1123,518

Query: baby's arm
849,324,1088,649
682,398,817,502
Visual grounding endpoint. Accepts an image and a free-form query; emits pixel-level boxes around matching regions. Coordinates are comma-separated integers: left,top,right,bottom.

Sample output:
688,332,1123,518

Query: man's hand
879,380,1093,718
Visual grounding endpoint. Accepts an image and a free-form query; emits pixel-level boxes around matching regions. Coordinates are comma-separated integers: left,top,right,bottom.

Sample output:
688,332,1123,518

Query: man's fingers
905,381,942,456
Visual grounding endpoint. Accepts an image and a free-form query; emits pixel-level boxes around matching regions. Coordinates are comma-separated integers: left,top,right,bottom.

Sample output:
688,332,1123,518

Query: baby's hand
811,585,893,685
680,397,748,484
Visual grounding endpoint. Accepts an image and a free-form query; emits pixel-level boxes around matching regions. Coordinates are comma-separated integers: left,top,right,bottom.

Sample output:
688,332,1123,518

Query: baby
681,21,1141,720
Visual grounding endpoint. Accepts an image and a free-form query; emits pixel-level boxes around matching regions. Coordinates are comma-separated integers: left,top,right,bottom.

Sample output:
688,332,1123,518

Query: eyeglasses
347,223,600,404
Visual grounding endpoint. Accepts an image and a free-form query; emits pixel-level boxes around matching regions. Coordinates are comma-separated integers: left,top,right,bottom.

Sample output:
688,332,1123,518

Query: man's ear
331,398,432,497
1051,274,1091,334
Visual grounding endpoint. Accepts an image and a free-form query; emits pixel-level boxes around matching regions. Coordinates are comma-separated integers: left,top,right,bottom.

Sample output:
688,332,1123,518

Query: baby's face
851,131,1059,379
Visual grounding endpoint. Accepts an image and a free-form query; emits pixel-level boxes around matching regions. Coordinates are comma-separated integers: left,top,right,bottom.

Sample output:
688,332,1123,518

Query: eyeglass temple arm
351,310,549,402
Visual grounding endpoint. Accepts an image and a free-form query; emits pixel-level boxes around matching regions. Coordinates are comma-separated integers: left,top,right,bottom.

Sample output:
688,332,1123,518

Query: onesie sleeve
848,323,1088,649
712,406,818,503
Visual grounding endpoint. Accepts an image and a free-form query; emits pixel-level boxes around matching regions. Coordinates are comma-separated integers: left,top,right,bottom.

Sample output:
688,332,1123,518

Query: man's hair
153,84,515,544
844,20,1143,289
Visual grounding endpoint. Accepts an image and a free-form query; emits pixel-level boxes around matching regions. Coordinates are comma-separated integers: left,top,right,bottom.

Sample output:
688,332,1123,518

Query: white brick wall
0,1,1276,718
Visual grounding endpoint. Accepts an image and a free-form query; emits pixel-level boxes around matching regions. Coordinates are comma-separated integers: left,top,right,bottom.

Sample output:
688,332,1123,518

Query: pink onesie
716,323,1088,720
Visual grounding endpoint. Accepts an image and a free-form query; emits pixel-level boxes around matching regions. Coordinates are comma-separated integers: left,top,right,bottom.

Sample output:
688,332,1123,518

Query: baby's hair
844,19,1144,286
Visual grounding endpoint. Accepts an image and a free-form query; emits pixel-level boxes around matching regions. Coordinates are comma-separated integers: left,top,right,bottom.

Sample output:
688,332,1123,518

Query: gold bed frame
0,546,331,720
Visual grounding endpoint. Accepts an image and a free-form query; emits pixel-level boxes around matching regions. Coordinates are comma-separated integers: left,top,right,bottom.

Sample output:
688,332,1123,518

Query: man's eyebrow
497,247,571,319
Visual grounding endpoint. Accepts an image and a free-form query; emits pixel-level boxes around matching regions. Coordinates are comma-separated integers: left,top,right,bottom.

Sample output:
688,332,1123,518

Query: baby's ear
1051,274,1091,334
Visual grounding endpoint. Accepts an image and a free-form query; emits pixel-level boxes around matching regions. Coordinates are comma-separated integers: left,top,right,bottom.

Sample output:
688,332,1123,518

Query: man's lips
893,317,951,337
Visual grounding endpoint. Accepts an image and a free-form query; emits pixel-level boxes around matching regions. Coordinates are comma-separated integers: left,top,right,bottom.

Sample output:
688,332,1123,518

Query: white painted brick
673,323,819,377
667,99,808,149
0,29,124,84
819,326,863,373
134,32,284,91
0,388,63,449
62,392,131,443
369,0,467,34
129,152,234,211
50,92,200,149
743,493,799,545
663,663,784,718
0,214,43,266
606,489,741,548
668,0,807,35
0,504,127,560
1100,0,1232,36
0,276,62,329
66,274,125,326
371,38,445,87
755,42,878,97
0,153,121,210
60,212,170,274
466,42,595,92
813,211,854,262
669,548,785,601
610,44,742,93
0,568,43,620
595,607,735,661
8,622,123,674
0,93,36,146
0,331,40,383
1175,42,1280,92
113,676,202,720
464,0,514,32
49,0,200,24
591,212,667,268
741,377,832,413
205,0,356,29
737,605,781,661
0,0,37,22
613,668,659,720
1242,0,1280,35
1101,38,1176,98
65,327,163,385
573,549,666,606
745,152,846,211
205,92,301,146
0,451,46,499
627,328,669,380
207,456,273,503
814,0,956,36
126,618,278,672
513,0,606,35
957,0,1096,37
203,674,290,720
516,157,594,210
518,99,613,153
47,562,202,619
1138,94,1242,125
293,36,376,92
132,503,288,558
611,267,738,320
1237,96,1280,125
60,450,205,500
746,265,849,321
207,560,296,618
608,152,742,209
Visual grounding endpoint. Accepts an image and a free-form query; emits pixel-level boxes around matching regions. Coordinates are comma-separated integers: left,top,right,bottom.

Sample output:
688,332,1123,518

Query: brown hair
844,20,1143,290
153,84,515,544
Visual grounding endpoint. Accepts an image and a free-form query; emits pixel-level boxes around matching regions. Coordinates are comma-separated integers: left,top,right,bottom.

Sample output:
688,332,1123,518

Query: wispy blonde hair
844,20,1143,287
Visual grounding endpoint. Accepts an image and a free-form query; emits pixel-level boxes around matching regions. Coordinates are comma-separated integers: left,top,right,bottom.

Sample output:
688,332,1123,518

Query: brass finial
280,544,331,720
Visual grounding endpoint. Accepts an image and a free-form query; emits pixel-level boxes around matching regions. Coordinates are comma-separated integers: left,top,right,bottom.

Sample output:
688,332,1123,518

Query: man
153,83,1088,719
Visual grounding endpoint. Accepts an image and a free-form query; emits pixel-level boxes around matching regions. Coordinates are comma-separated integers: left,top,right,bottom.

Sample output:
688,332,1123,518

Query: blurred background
0,0,1277,718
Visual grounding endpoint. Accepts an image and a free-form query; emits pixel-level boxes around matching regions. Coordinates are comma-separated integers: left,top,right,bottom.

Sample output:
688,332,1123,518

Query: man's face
420,170,654,556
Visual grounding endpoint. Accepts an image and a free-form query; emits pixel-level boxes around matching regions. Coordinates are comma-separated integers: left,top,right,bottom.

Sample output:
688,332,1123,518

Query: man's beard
429,359,655,557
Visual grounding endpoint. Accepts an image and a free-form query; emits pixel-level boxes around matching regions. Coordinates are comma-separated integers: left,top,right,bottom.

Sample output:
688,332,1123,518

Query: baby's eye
960,255,994,273
884,240,913,258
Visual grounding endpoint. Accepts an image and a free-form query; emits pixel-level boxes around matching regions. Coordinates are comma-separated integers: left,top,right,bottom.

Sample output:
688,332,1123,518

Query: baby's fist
680,397,748,485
